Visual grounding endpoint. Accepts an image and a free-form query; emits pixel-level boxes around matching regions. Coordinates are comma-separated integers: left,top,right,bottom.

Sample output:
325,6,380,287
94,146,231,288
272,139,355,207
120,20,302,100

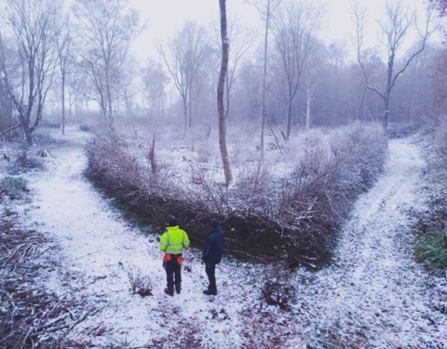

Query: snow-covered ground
302,137,447,348
11,126,447,348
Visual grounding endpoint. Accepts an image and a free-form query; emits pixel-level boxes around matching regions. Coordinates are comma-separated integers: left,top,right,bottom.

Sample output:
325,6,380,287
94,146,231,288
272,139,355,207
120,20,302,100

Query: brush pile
85,125,387,267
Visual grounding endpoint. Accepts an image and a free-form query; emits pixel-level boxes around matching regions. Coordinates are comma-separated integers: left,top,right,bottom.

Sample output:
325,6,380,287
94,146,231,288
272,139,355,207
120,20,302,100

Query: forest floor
4,125,447,348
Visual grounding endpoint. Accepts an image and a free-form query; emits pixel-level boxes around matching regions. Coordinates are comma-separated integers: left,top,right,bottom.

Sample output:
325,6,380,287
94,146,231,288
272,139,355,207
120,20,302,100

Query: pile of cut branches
85,126,387,267
0,219,100,348
0,185,100,349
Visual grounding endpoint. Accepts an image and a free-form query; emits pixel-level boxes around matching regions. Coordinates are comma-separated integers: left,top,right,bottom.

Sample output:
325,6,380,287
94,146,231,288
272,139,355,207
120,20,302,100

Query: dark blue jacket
202,227,225,265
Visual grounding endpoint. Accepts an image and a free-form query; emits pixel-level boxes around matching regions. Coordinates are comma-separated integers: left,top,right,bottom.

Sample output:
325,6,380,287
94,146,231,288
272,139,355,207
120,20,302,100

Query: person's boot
175,283,181,295
203,287,217,296
164,287,174,296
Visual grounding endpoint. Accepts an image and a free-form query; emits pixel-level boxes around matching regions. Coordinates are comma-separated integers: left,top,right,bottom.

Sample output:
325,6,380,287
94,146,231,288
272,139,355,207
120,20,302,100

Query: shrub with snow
261,260,296,310
127,267,153,297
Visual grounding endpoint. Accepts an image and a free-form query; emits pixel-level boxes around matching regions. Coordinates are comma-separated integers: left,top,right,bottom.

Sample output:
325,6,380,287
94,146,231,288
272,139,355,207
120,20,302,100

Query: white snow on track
302,137,447,348
19,127,258,348
15,127,447,348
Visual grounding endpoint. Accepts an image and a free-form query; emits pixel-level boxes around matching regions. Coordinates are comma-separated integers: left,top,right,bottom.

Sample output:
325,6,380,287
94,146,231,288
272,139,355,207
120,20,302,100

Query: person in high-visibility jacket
158,216,190,296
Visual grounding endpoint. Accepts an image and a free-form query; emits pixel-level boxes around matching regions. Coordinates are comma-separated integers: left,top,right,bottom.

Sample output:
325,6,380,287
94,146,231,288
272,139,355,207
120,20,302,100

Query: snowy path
16,128,447,348
302,137,447,348
20,128,259,348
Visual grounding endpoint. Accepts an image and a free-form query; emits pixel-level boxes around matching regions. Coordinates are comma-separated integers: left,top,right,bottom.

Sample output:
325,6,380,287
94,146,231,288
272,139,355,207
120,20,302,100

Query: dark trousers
205,263,217,293
166,254,181,292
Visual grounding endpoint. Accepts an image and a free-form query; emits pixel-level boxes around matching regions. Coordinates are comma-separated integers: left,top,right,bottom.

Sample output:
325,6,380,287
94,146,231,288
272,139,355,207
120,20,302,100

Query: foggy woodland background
3,1,447,347
0,0,446,143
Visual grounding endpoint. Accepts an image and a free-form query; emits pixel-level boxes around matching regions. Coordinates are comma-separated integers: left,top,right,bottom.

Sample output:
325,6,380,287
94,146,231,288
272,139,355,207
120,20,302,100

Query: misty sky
128,0,425,62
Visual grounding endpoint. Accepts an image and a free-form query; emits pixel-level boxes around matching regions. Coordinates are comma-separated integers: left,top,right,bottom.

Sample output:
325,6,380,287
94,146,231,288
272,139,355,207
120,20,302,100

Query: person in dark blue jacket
201,218,225,295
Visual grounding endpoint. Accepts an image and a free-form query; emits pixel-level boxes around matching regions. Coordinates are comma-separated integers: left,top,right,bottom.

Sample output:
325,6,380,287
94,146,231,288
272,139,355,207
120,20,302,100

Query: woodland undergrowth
85,124,388,268
412,118,447,272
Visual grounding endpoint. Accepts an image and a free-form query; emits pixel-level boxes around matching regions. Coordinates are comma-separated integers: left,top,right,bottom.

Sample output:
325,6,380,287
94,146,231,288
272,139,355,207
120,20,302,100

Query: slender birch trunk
218,0,231,187
260,0,270,158
61,72,65,135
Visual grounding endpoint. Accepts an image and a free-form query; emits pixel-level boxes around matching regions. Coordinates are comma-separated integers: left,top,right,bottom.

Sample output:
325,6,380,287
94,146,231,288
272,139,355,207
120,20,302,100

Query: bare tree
0,75,14,139
224,21,256,120
238,59,263,121
0,0,62,143
397,43,435,123
303,38,326,129
210,12,257,121
327,40,349,123
190,49,214,127
248,0,282,157
0,35,18,140
116,56,139,118
142,57,170,119
271,0,326,139
56,16,72,135
217,0,232,187
157,22,210,134
350,1,373,122
431,46,447,114
355,0,434,130
72,0,144,129
66,68,87,123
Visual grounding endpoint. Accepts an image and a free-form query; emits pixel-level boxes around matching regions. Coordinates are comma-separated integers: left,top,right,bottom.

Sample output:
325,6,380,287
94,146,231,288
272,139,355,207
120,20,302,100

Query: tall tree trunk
160,86,164,118
383,54,394,131
61,72,65,135
218,0,231,187
158,55,165,118
85,96,90,117
333,71,341,125
286,95,292,139
306,86,311,130
260,1,270,158
407,83,414,123
225,73,230,120
383,98,390,130
20,117,32,144
182,94,188,136
69,91,72,122
105,61,113,129
188,87,192,128
357,87,366,121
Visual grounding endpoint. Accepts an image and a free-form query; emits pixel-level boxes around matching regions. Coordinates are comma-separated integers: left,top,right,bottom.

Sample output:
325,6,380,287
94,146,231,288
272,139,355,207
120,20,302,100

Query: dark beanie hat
210,218,219,228
168,216,178,226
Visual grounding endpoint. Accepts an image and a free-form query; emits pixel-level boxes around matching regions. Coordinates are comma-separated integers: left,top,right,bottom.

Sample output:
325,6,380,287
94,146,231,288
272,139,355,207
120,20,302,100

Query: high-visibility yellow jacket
158,226,190,254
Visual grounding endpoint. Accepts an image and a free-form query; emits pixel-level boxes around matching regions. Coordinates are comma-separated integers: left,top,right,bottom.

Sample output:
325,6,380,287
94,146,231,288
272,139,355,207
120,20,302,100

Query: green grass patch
415,231,447,270
3,176,28,191
1,176,30,201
